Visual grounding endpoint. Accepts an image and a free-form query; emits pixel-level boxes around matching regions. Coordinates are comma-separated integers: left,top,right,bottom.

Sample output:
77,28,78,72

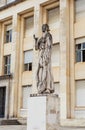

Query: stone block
27,94,59,130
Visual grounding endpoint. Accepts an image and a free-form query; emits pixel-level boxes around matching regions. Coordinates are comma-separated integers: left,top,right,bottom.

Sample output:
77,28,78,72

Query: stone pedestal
27,94,59,130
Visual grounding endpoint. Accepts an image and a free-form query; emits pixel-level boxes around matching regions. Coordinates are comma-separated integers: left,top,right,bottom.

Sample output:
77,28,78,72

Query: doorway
0,87,6,118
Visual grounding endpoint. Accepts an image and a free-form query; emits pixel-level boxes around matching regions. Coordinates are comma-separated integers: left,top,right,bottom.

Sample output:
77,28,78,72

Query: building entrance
0,87,6,118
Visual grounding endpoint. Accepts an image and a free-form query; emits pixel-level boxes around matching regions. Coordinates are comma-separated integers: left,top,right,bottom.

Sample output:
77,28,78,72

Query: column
60,0,70,120
9,14,20,118
32,4,42,93
0,23,4,75
70,0,75,118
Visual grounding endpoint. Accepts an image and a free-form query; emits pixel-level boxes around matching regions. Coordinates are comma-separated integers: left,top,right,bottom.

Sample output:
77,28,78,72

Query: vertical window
76,80,85,106
75,0,85,21
24,50,33,71
47,7,60,29
5,24,12,43
0,0,6,7
4,55,11,75
24,16,34,38
52,44,60,66
76,43,85,62
7,0,15,4
22,85,32,109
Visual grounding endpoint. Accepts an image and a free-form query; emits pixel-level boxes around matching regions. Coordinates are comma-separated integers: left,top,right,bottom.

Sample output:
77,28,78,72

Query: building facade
0,0,85,127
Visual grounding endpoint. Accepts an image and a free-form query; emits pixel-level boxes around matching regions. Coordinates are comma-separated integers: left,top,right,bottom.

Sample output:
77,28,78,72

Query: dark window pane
29,63,32,71
4,66,7,74
24,64,29,71
5,57,8,64
83,50,85,62
76,50,81,62
83,43,85,49
6,31,10,43
7,65,10,74
78,44,81,49
8,56,11,64
4,55,11,75
9,30,12,42
6,30,12,43
24,63,32,71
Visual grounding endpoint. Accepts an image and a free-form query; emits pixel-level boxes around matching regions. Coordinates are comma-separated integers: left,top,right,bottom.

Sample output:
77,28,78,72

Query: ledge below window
0,0,25,11
0,74,12,80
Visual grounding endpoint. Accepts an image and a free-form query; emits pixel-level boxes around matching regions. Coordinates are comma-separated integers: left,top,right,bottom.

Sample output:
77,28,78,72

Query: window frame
6,29,12,43
24,50,33,72
22,85,32,109
5,24,12,43
7,0,16,4
76,43,85,62
4,55,11,75
24,15,34,38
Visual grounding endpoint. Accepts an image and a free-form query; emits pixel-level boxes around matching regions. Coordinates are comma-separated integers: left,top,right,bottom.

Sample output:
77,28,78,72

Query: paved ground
0,125,27,130
0,125,85,130
60,127,85,130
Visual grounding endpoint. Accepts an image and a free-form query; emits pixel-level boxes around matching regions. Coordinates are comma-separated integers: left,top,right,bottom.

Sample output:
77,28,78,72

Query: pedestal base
27,94,59,130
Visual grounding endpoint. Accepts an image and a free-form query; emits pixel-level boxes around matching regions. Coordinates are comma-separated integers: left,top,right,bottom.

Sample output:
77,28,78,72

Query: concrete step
0,119,21,125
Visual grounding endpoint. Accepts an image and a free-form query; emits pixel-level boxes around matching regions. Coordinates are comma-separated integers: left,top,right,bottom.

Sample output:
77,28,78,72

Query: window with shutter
24,50,33,71
7,0,15,4
75,38,85,62
52,44,60,67
4,55,11,75
76,80,85,106
22,85,32,109
24,16,34,38
75,0,85,21
5,24,12,43
47,7,60,30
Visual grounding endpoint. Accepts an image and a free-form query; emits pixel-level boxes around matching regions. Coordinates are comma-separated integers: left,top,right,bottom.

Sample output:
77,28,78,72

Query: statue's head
42,24,50,32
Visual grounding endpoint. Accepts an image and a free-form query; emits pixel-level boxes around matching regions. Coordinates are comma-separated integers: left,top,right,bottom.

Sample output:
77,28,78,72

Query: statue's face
42,25,46,32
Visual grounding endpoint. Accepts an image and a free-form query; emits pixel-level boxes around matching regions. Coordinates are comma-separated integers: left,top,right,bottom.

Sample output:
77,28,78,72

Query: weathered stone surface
27,94,59,130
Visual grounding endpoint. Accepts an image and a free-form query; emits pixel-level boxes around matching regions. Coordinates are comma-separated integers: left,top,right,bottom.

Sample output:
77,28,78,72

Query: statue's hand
33,34,38,41
33,34,35,39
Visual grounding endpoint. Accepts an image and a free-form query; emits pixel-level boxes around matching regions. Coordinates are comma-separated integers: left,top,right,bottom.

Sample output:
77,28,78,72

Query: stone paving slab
0,125,27,130
60,127,85,130
0,125,85,130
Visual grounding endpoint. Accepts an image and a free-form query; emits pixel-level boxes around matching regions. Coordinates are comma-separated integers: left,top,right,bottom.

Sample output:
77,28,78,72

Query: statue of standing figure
33,24,54,94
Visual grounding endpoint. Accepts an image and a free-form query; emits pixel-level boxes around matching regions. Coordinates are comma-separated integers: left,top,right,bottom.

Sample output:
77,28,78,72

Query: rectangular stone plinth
27,94,59,130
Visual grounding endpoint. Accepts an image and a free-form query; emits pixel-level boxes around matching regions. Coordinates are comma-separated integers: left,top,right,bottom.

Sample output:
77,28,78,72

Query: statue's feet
44,89,50,94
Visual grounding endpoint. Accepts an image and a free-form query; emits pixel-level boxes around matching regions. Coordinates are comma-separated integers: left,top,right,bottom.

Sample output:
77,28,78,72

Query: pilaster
60,0,70,119
32,4,42,93
9,14,20,118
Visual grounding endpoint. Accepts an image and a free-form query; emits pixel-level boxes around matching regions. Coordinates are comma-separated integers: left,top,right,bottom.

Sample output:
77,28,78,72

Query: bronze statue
33,24,54,94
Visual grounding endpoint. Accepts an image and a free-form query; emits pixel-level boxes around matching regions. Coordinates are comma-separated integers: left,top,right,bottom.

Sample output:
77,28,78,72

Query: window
0,0,6,7
7,0,15,4
22,85,32,109
47,7,60,29
24,16,34,38
5,24,12,43
52,44,60,66
75,0,85,21
4,55,11,75
24,50,33,71
76,43,85,62
76,80,85,106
